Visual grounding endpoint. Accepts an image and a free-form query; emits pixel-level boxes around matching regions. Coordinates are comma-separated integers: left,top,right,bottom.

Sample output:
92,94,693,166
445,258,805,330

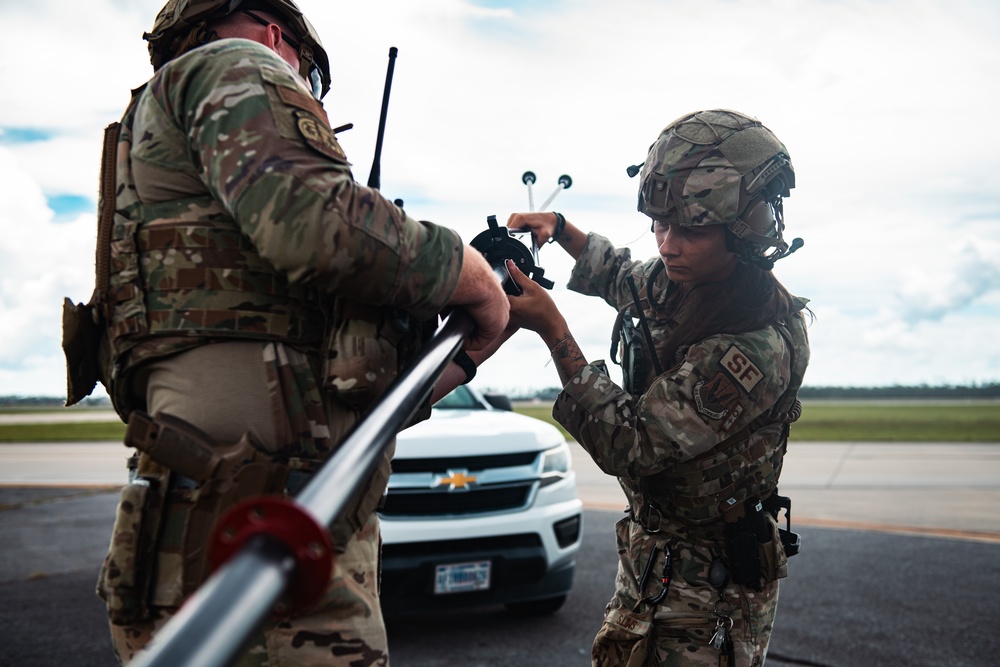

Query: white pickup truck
379,384,583,615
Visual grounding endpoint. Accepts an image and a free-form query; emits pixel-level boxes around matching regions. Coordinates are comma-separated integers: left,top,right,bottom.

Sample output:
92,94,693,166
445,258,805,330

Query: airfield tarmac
1,413,998,666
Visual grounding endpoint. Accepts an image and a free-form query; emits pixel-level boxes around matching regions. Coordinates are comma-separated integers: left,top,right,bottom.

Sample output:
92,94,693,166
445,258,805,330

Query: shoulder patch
295,110,347,162
720,344,765,394
276,83,330,124
694,372,741,420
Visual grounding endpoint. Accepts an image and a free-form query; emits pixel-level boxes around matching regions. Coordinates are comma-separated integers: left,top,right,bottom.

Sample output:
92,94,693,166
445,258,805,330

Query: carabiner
640,544,673,605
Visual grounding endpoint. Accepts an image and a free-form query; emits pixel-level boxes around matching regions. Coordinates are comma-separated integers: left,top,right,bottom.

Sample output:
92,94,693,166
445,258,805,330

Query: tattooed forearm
547,332,587,386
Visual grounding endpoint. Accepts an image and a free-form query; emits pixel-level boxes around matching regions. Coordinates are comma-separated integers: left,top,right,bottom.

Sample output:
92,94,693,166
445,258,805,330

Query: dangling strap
92,120,121,311
92,85,146,311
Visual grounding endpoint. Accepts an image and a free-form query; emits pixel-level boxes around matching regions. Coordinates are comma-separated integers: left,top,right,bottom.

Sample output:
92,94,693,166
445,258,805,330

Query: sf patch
720,344,765,394
694,372,742,421
295,109,347,162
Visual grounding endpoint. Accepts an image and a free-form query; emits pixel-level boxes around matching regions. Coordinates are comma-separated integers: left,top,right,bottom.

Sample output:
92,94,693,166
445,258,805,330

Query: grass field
512,400,1000,443
1,401,997,443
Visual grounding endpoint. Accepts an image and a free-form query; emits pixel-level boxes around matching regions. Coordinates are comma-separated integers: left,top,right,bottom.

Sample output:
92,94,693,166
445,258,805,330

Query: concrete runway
1,437,998,666
6,438,998,538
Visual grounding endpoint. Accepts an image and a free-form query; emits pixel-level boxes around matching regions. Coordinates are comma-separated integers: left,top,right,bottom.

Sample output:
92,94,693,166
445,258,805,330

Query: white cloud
1,0,999,396
896,238,1000,322
0,147,99,396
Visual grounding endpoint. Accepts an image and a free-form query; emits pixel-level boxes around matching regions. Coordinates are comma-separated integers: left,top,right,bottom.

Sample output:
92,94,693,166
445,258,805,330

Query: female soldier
504,109,811,666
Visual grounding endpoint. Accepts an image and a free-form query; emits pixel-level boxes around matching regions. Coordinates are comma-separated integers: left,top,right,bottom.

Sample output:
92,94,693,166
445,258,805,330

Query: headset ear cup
741,199,777,238
729,198,780,268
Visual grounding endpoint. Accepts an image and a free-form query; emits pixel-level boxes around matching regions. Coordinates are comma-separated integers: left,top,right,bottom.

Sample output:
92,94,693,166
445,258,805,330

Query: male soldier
63,1,508,664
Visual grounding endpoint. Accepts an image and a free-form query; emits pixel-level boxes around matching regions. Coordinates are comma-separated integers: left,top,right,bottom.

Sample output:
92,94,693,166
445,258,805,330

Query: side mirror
483,393,513,412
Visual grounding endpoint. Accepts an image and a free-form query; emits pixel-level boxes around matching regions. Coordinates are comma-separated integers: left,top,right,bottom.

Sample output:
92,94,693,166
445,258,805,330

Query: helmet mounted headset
144,0,331,99
631,109,802,271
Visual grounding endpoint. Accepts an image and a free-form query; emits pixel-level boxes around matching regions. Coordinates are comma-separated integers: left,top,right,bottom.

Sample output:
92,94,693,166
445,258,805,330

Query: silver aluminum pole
129,265,507,667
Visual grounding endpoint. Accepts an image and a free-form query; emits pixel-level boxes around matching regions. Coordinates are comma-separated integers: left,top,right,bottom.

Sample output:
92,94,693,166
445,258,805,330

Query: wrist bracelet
548,212,566,244
453,349,477,384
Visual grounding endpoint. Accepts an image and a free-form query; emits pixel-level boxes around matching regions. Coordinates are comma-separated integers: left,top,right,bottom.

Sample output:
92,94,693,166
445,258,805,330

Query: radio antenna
367,47,398,190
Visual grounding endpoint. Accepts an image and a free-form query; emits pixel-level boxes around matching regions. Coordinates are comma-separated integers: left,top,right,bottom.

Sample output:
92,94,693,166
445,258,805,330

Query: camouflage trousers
109,512,388,666
103,342,392,666
592,516,780,667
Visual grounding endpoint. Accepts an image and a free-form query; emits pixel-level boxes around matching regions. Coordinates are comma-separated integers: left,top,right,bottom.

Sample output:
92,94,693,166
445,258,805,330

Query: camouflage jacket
553,233,810,541
100,38,462,415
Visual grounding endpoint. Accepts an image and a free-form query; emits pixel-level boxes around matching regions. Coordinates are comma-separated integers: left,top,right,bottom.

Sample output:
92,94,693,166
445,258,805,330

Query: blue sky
1,0,999,398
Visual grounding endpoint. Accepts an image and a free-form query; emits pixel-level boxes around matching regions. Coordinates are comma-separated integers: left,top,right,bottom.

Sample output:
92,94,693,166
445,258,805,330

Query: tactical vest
97,88,325,418
80,81,427,548
627,314,810,546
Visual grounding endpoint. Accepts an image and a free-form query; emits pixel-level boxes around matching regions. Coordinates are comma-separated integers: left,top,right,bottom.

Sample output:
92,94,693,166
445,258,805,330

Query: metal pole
295,307,476,523
522,171,536,212
129,264,508,667
129,536,295,667
538,174,572,212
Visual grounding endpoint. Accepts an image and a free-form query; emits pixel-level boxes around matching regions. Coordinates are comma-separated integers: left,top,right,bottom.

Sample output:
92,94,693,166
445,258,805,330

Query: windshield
434,385,485,410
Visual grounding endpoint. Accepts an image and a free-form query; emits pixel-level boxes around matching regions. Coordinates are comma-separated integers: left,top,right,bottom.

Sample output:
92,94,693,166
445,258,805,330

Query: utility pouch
124,412,291,604
62,297,103,406
96,457,169,625
323,300,410,409
722,496,787,590
593,604,653,667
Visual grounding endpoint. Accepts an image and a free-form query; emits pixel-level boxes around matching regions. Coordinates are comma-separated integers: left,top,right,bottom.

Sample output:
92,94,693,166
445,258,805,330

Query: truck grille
391,452,538,473
380,481,535,517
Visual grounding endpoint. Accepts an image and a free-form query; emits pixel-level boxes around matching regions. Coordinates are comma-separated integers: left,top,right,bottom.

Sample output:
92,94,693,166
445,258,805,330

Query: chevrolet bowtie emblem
434,469,478,492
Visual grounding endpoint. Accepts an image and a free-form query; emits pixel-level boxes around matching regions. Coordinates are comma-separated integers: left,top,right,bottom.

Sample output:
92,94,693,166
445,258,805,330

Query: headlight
540,442,571,476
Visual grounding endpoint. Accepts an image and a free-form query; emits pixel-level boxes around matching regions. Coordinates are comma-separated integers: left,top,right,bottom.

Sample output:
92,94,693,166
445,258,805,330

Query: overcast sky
1,0,998,399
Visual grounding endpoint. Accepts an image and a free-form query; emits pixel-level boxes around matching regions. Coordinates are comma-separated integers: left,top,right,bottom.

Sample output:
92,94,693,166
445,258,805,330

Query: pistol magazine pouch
98,412,292,623
96,455,168,625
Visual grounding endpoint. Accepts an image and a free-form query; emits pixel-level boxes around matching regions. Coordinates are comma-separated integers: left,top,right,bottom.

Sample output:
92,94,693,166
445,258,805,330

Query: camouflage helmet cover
144,0,331,97
637,109,796,263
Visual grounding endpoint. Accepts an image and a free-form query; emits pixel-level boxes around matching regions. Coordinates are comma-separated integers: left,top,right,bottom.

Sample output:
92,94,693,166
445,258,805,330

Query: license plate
434,560,491,594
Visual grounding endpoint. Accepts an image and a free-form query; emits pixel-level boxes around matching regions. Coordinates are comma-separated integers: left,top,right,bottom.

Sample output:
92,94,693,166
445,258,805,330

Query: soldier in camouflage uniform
61,1,508,665
504,110,810,666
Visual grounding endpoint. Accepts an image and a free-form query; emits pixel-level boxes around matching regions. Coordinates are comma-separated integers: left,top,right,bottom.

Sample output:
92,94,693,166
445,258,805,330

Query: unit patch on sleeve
295,109,347,162
720,344,765,394
694,372,742,420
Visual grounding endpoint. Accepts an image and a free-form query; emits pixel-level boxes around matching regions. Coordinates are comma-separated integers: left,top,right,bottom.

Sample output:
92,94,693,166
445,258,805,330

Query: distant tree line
3,383,1000,407
501,383,1000,402
0,396,108,407
797,384,1000,399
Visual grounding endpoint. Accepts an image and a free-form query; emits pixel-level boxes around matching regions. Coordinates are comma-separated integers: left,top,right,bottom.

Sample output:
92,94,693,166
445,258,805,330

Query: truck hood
395,409,565,459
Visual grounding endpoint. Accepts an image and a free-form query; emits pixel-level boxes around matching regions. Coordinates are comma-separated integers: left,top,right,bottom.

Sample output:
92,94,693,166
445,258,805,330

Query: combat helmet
144,0,331,98
636,109,801,269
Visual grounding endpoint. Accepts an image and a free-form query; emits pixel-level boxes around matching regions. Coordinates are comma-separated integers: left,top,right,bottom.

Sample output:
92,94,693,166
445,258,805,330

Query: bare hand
447,246,510,352
505,260,566,338
507,212,559,246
